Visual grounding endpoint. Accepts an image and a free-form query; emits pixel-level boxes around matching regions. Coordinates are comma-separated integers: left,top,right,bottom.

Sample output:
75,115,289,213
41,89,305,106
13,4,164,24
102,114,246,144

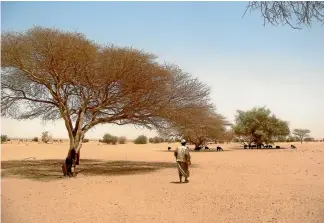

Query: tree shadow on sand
1,159,181,182
157,149,234,153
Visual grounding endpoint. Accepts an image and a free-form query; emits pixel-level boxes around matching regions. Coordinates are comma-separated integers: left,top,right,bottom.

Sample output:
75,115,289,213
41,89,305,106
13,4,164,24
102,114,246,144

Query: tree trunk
67,130,85,162
66,109,86,162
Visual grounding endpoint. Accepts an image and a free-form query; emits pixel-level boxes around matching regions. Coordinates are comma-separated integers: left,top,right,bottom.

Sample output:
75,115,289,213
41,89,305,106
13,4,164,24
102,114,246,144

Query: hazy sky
1,1,324,139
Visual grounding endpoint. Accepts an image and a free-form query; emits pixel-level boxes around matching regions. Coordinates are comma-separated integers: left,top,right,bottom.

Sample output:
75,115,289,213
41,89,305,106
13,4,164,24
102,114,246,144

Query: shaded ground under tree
1,159,198,182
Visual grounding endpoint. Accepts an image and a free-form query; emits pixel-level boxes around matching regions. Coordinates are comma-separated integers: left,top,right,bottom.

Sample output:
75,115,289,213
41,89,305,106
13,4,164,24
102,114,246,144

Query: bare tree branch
244,1,324,29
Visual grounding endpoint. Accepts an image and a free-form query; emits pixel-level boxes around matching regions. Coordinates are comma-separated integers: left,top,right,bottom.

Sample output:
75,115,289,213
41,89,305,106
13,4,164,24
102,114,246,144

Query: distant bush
1,135,8,143
155,137,164,143
286,136,299,142
134,135,148,144
304,137,315,142
32,137,39,142
82,138,89,143
149,136,164,144
118,136,127,144
102,134,118,145
41,131,51,143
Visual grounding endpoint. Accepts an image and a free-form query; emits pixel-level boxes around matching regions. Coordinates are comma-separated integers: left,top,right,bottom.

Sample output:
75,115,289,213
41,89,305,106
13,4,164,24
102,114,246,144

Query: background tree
244,1,324,29
158,107,227,148
1,27,214,162
220,129,235,144
102,133,118,145
134,135,148,144
41,131,51,143
292,129,311,144
304,137,315,142
118,136,127,144
149,136,164,144
233,107,290,145
1,135,8,143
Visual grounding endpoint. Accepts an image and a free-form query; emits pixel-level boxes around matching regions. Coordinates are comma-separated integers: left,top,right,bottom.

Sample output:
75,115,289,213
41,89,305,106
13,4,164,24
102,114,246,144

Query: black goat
216,146,223,151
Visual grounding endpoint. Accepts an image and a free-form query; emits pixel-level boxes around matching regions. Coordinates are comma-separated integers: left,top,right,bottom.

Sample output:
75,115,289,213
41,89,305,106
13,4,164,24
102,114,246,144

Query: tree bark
65,110,86,163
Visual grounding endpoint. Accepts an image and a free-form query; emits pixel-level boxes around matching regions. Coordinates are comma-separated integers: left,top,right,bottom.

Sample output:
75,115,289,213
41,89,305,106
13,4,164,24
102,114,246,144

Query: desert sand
1,142,324,223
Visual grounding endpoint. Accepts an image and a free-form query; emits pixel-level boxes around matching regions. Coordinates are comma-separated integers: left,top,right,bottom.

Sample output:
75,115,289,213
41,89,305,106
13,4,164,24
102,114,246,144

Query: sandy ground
1,142,324,223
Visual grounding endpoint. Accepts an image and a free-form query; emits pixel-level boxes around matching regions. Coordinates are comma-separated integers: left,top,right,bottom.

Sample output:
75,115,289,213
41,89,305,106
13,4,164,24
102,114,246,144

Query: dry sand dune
2,142,324,223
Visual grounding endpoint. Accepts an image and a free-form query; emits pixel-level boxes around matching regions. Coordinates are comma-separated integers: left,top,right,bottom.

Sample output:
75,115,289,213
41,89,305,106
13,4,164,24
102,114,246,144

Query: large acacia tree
1,27,212,160
233,107,290,145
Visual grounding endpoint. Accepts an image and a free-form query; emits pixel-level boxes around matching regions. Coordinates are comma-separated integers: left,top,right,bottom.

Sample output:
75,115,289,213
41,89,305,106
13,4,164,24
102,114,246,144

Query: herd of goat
243,143,297,149
167,144,297,151
167,145,224,151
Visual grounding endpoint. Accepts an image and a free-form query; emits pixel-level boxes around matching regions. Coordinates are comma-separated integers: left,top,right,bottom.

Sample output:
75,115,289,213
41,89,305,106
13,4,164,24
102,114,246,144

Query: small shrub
134,135,148,144
82,138,89,143
304,137,315,142
1,135,8,143
149,136,164,143
32,137,39,142
102,133,118,145
118,136,127,144
286,135,299,142
155,136,164,143
112,137,118,145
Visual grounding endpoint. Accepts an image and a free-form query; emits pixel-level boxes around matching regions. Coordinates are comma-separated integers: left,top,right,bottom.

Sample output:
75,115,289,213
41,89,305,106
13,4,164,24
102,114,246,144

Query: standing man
174,139,191,183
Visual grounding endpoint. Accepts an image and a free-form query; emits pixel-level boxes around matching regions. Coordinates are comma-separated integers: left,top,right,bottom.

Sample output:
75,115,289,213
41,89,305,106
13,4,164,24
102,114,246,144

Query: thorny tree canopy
292,128,311,143
233,107,290,144
158,106,228,146
1,27,215,152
